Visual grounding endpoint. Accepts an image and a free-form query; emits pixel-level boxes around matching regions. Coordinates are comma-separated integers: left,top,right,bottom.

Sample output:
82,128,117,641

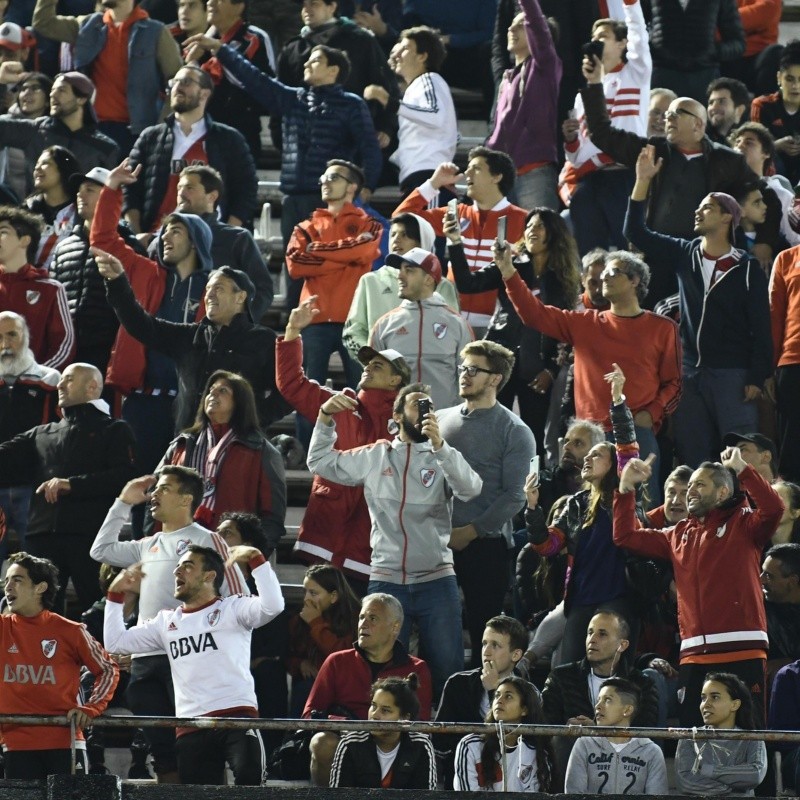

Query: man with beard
615,447,783,725
761,544,800,673
706,77,749,146
91,467,250,783
307,382,482,698
0,312,59,561
0,69,118,204
369,247,472,410
437,341,535,667
124,65,257,238
104,542,281,785
33,0,182,151
277,296,410,593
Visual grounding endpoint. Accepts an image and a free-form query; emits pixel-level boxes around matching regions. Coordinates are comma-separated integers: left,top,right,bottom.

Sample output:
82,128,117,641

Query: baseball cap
213,266,256,322
385,247,442,285
722,431,777,464
67,166,110,196
0,22,36,50
357,346,411,387
708,192,742,240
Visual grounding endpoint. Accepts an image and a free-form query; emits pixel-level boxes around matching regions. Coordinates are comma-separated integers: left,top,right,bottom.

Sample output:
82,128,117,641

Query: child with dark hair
329,673,436,789
676,672,767,796
566,677,667,793
454,675,555,792
286,563,360,717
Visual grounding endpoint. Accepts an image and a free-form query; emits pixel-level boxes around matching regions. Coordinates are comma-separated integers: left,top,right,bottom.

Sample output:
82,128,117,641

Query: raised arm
306,405,373,487
32,0,80,43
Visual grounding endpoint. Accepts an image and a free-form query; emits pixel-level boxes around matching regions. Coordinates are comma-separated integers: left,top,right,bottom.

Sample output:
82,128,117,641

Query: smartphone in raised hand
496,215,507,251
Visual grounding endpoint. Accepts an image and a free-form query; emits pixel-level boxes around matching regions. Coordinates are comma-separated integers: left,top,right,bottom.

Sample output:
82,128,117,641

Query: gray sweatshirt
307,419,482,584
566,736,668,795
437,402,536,545
675,729,767,796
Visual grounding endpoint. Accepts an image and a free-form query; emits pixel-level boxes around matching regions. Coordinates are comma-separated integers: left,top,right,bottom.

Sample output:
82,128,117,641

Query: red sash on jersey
152,136,209,232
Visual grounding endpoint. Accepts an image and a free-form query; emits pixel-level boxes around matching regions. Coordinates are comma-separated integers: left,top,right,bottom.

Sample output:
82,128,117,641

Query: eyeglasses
168,76,203,89
318,173,351,185
457,364,496,377
599,266,630,280
664,107,701,122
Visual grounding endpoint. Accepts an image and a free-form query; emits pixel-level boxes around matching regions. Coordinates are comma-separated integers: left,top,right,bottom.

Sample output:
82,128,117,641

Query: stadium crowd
0,0,799,791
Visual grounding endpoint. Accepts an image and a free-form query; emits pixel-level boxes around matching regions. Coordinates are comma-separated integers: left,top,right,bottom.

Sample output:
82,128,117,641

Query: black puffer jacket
642,0,745,71
106,274,289,430
542,657,659,727
50,223,145,369
273,17,399,143
0,403,136,537
124,113,258,233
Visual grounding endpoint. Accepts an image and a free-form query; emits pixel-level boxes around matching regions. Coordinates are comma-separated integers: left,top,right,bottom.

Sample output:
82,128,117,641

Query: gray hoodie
675,729,767,796
307,418,482,584
566,736,668,795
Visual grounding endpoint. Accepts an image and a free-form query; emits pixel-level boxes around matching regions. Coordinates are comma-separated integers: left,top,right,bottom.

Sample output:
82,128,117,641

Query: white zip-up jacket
307,420,482,584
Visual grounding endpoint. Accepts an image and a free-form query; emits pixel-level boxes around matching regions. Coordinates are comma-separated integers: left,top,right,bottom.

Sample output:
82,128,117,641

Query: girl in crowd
454,675,555,792
443,206,579,451
156,370,286,553
523,363,640,665
771,481,800,545
329,674,436,789
676,673,767,796
286,563,360,716
25,145,79,270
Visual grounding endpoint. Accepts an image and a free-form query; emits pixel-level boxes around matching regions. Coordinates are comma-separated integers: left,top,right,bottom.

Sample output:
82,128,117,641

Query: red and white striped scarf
190,424,237,527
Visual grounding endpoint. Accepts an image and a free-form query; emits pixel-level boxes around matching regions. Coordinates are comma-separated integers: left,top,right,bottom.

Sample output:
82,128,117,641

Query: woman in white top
454,675,555,792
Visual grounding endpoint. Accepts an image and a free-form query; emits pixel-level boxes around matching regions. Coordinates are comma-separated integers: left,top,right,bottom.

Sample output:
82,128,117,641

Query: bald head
57,362,103,408
665,97,707,147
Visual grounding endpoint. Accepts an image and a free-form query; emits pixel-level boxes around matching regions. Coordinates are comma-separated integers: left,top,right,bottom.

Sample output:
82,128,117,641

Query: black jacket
106,274,288,430
50,222,144,370
124,113,258,233
624,199,773,386
642,0,745,72
330,731,437,789
766,601,800,661
448,243,571,381
541,657,658,727
0,403,136,538
0,115,118,198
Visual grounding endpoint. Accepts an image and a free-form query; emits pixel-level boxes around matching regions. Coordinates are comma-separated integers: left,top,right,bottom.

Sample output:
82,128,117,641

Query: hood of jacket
154,212,214,273
406,213,436,253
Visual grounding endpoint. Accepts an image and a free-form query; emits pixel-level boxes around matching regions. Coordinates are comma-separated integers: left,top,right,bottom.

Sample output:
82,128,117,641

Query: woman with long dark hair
443,206,579,450
330,673,436,789
287,563,360,716
25,145,79,270
454,675,555,792
676,672,766,796
156,370,286,552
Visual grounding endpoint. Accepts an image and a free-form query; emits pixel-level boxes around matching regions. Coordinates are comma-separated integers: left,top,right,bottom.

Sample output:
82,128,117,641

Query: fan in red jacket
276,297,410,590
303,592,432,787
614,446,783,727
0,207,74,371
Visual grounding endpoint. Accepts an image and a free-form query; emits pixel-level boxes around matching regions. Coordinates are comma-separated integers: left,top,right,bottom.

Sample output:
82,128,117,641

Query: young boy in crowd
565,677,668,795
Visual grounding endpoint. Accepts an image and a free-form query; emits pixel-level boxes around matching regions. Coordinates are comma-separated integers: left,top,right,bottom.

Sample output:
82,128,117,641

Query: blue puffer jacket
216,43,382,193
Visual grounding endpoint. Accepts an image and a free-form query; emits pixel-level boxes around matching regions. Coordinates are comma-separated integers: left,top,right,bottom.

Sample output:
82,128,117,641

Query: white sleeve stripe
80,626,116,705
43,285,75,368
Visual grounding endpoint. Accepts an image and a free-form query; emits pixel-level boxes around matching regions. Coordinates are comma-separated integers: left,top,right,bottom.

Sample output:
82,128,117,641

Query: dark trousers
454,537,510,668
280,193,324,311
777,364,800,483
127,654,176,774
652,65,720,104
176,728,266,785
558,595,639,667
569,169,634,256
677,657,766,727
497,362,552,455
4,748,88,779
26,533,101,617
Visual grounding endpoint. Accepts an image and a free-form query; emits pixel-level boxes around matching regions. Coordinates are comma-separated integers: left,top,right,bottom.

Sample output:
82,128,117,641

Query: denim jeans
509,164,559,212
297,323,362,448
673,366,759,467
0,485,32,558
368,576,464,699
